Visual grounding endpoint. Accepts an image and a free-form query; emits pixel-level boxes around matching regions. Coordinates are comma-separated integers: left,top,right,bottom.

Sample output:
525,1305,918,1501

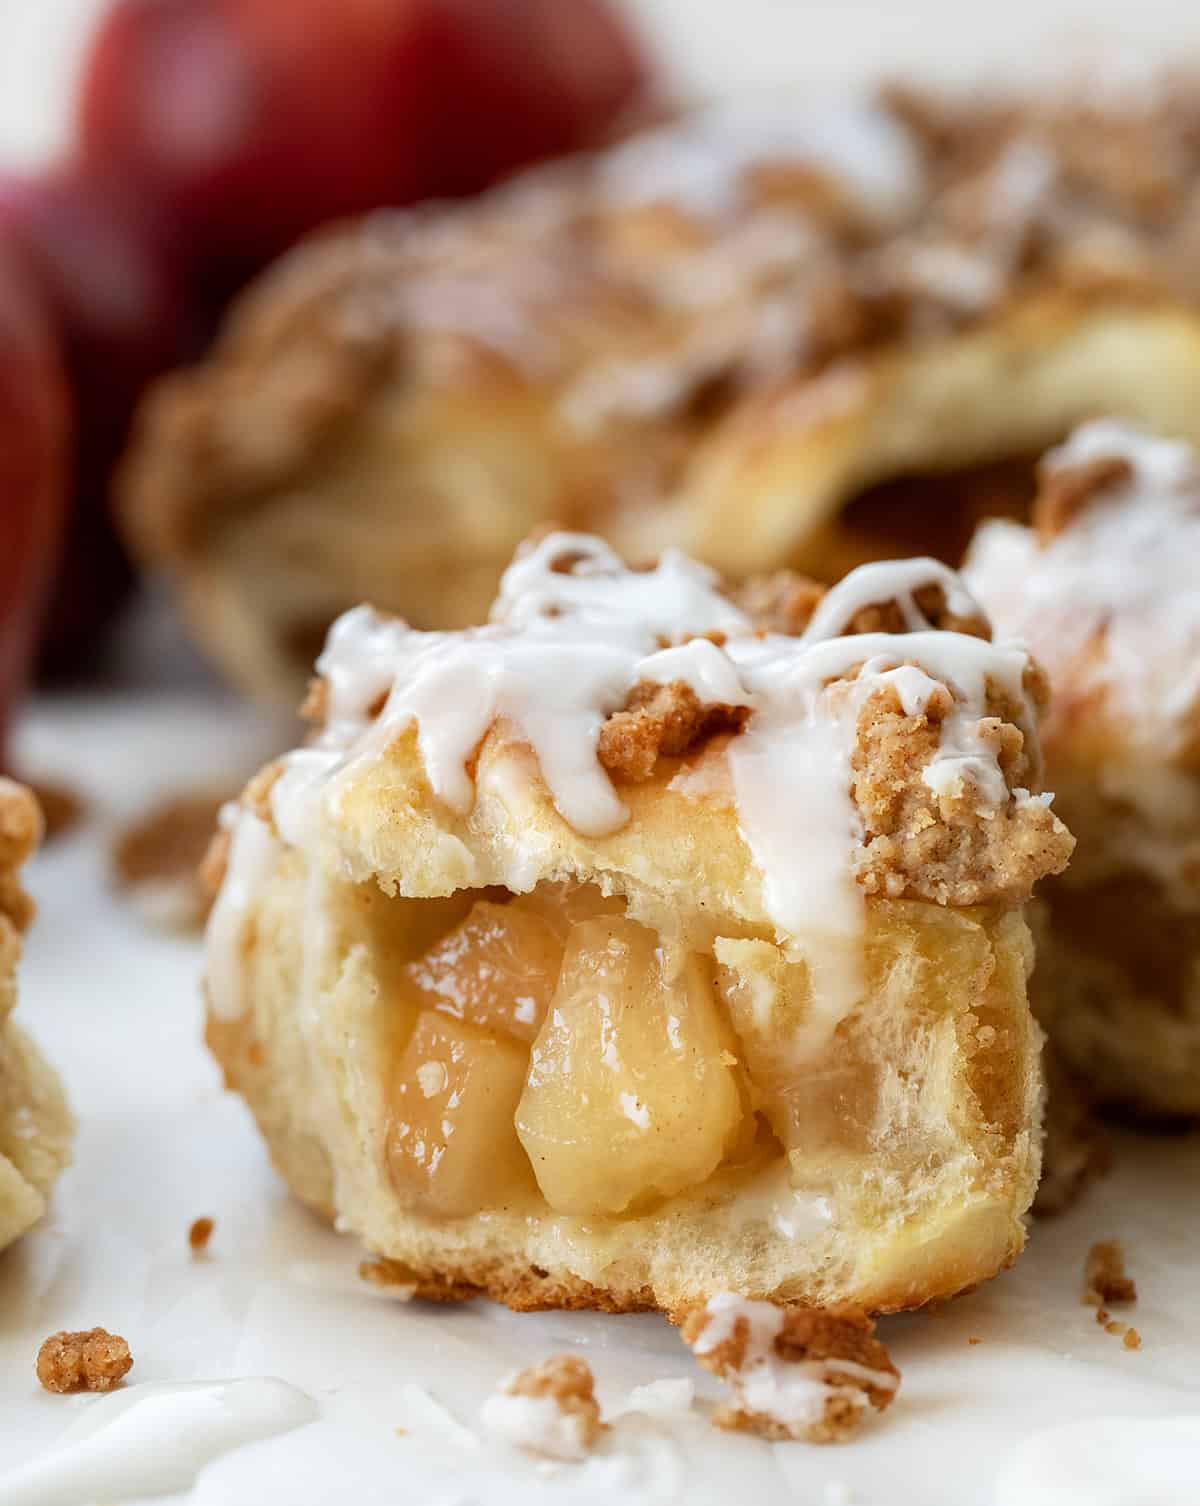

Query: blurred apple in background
0,240,70,760
76,0,649,307
0,165,197,676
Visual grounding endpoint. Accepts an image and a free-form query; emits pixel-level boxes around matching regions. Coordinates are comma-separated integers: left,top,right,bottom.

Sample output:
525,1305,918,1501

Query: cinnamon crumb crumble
36,1329,133,1393
481,1353,605,1460
598,679,748,782
189,1216,215,1252
681,1299,899,1444
1083,1240,1137,1308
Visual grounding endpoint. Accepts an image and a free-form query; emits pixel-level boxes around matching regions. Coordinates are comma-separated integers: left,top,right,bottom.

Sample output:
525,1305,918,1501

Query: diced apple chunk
386,1011,534,1216
403,899,564,1043
510,881,625,941
516,917,744,1215
715,938,878,1167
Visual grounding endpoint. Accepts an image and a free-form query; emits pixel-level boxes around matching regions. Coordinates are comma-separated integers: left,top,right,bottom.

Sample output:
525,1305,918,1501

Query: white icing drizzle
598,97,925,226
0,1378,317,1506
617,1378,697,1419
692,1294,897,1435
204,808,281,1022
480,1389,594,1462
210,533,1038,1042
965,419,1200,758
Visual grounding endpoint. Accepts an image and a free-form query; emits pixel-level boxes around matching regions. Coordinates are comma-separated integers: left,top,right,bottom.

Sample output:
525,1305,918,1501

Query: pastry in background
966,420,1200,1118
120,81,1200,702
203,533,1070,1317
0,781,74,1252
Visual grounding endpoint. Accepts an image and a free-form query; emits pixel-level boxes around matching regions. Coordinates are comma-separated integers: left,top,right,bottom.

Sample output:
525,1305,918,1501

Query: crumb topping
36,1329,133,1394
1083,1240,1137,1307
681,1296,899,1444
598,679,749,782
851,670,1073,907
481,1354,605,1460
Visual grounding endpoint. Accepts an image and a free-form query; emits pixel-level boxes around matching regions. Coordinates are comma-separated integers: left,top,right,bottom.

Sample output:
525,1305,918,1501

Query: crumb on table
1083,1240,1137,1308
36,1329,133,1393
481,1353,605,1460
27,778,86,840
680,1296,899,1444
188,1216,215,1253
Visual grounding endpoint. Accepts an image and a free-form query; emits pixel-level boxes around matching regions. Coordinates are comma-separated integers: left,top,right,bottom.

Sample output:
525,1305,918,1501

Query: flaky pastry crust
0,780,73,1254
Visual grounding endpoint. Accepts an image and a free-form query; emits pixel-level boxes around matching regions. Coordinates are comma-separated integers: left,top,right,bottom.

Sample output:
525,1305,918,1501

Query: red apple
76,0,648,281
0,241,70,755
0,166,197,674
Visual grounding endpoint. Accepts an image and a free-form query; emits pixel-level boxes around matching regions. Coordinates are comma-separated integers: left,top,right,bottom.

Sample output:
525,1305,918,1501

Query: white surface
1,688,1199,1503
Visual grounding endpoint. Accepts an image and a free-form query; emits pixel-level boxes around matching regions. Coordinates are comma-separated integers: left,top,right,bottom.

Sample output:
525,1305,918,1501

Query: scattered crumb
681,1295,899,1444
111,791,231,931
1083,1240,1137,1308
1124,1328,1142,1351
1105,1320,1125,1336
36,1329,133,1394
188,1216,215,1253
481,1354,605,1461
968,1337,982,1346
27,778,86,840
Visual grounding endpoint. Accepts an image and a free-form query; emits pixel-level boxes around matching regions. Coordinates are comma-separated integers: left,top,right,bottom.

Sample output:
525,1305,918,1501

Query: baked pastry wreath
967,419,1200,1118
0,779,73,1252
204,534,1071,1319
121,82,1200,701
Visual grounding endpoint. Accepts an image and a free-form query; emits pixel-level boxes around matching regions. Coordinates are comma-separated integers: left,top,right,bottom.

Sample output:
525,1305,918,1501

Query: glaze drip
218,532,1042,1039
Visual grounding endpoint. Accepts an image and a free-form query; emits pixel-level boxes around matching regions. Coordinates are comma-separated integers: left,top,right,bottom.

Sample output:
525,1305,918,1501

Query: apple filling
382,881,1028,1227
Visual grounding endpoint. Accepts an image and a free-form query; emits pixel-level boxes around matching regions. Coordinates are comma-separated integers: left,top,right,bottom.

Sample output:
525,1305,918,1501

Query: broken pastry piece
967,420,1200,1118
203,533,1071,1318
0,779,73,1252
121,83,1200,702
682,1295,899,1443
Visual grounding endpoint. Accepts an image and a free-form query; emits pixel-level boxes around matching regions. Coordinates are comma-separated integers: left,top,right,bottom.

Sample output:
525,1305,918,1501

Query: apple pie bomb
967,419,1200,1119
203,532,1072,1435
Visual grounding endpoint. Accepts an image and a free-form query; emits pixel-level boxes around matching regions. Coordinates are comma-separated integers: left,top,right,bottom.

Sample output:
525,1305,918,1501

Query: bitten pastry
120,81,1200,701
966,419,1200,1118
0,779,73,1250
203,533,1071,1317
